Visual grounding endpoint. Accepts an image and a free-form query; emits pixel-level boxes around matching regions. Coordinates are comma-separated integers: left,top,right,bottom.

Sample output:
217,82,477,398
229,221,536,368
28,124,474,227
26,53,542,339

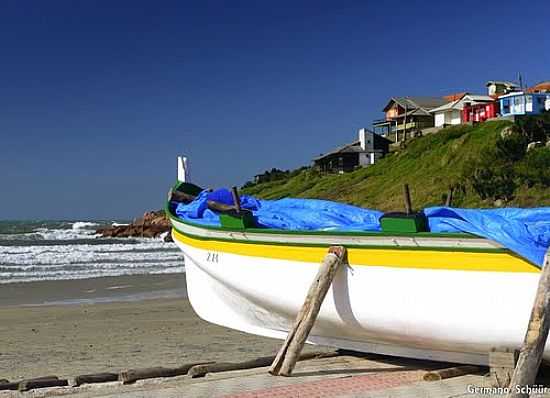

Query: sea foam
0,221,183,284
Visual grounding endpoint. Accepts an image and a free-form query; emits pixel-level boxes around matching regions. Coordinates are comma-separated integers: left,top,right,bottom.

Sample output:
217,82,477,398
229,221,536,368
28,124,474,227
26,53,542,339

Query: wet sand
0,273,289,381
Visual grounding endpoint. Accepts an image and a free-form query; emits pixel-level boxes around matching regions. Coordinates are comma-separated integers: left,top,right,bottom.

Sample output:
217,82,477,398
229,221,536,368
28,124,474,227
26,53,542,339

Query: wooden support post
403,184,412,215
231,186,242,213
507,249,550,398
489,347,518,388
269,246,347,377
423,365,482,381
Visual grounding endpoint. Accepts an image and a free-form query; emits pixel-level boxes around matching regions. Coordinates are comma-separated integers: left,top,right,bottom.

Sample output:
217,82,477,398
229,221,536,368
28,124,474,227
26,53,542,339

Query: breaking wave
0,220,182,284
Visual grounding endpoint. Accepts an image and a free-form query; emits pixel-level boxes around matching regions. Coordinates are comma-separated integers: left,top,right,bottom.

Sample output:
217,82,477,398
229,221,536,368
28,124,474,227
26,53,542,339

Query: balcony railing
372,118,391,125
373,120,418,132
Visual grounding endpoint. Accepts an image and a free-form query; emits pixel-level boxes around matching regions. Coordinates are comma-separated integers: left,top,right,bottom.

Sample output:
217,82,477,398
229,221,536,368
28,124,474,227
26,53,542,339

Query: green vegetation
242,115,550,211
242,167,308,189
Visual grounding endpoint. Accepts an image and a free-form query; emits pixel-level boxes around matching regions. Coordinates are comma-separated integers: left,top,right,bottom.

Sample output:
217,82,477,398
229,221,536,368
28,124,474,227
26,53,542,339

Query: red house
462,101,500,123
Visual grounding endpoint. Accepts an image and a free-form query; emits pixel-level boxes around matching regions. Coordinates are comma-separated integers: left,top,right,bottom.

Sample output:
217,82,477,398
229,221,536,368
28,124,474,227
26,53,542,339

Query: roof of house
466,94,495,102
527,81,550,93
444,92,468,102
499,91,550,99
486,80,520,88
312,134,392,161
498,91,525,99
429,94,495,113
383,96,447,112
312,141,363,161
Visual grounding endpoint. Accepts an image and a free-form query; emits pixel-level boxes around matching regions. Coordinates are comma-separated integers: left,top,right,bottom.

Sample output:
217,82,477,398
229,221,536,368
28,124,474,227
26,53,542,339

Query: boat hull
171,228,545,365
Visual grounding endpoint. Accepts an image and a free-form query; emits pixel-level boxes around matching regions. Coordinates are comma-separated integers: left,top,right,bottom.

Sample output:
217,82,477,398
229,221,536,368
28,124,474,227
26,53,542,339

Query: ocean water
0,220,183,284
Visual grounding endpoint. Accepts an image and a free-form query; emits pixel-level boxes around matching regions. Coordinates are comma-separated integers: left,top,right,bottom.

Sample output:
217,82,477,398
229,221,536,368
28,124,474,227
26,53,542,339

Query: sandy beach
0,273,290,381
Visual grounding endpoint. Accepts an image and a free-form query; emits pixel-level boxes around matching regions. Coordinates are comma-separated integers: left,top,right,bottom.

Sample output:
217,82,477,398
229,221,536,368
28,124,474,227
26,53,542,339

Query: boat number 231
207,252,220,263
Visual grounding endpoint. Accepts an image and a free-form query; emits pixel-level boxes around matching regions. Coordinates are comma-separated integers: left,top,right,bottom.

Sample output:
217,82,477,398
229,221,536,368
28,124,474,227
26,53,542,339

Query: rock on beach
96,210,173,241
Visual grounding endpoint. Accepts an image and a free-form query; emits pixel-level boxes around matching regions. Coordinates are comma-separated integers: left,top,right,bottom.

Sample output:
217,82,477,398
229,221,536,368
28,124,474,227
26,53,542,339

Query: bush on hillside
467,150,517,201
515,112,550,142
495,133,529,162
515,147,550,187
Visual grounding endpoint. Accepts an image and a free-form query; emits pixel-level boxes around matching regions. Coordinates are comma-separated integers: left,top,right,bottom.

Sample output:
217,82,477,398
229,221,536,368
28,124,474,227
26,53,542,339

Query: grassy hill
242,116,550,211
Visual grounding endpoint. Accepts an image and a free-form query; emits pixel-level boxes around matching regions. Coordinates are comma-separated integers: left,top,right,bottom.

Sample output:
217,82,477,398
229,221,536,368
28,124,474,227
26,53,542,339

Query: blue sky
1,0,549,219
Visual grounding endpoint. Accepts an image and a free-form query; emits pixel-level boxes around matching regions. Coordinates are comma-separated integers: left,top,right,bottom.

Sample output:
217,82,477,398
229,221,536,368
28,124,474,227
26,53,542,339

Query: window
526,95,533,112
502,99,510,114
513,96,524,113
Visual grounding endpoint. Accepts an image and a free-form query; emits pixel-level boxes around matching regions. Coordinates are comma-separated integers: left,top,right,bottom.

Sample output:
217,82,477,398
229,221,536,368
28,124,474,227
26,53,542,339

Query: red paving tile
223,370,421,398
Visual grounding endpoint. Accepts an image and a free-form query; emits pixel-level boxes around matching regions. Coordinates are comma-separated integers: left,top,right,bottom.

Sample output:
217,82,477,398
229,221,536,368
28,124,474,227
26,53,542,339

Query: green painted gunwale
164,201,522,256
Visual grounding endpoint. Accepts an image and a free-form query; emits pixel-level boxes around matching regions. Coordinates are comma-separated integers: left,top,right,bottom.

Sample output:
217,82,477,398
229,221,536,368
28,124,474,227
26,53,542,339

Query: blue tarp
175,188,550,267
425,207,550,267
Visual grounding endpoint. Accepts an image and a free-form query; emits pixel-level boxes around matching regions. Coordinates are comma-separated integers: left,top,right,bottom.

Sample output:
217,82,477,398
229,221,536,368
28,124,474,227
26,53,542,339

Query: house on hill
425,80,528,127
313,128,392,173
430,93,496,127
462,100,500,123
499,91,550,117
372,96,447,142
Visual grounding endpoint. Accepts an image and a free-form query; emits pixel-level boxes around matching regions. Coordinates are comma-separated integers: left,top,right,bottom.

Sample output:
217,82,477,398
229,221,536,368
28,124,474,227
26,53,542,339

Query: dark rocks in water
163,233,173,242
96,210,171,239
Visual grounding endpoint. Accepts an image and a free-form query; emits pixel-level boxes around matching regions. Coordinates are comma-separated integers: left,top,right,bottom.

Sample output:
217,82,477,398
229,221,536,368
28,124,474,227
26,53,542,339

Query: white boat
166,174,543,366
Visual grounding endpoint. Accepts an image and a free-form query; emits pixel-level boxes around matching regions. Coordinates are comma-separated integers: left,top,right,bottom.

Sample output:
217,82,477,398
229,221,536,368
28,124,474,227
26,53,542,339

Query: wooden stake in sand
489,347,518,388
119,362,211,384
18,376,68,392
423,365,482,381
0,376,61,392
507,249,550,398
188,351,337,378
73,372,119,387
269,246,347,377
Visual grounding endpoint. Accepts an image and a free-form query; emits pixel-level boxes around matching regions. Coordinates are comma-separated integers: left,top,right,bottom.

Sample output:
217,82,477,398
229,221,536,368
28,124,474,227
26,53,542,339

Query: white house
430,94,495,127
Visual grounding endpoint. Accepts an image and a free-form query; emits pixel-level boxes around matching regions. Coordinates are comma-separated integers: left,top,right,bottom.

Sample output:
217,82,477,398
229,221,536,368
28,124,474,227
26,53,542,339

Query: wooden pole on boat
231,186,242,213
269,246,347,377
507,249,550,398
170,190,240,214
403,184,412,215
445,186,454,207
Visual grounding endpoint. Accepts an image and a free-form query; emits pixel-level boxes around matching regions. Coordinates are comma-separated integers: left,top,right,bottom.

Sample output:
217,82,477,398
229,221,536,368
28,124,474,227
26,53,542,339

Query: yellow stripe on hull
172,229,538,273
